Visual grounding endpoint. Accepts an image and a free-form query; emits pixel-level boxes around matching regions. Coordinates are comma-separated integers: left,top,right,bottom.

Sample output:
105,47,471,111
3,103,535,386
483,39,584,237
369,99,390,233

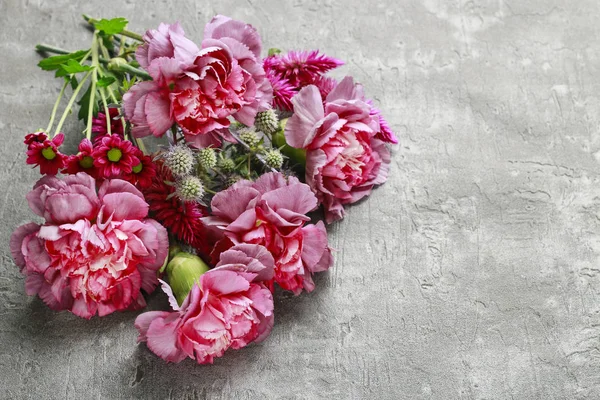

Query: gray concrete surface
1,0,600,398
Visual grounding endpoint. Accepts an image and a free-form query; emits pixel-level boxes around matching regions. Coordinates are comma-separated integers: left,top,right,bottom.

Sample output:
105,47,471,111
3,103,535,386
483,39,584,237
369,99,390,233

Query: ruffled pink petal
10,223,40,268
285,85,325,148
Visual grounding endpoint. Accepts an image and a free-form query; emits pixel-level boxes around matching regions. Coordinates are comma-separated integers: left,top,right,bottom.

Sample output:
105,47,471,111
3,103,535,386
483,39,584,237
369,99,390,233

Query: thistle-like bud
239,127,260,148
254,109,279,135
264,149,284,169
226,175,241,187
218,157,235,173
175,176,204,202
198,148,217,170
164,145,196,177
166,252,210,305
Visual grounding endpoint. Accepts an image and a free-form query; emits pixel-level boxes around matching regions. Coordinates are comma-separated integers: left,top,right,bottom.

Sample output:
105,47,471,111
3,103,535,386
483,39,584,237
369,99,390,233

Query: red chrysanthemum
124,149,157,189
25,132,67,175
263,50,343,87
62,138,97,177
92,108,125,144
92,134,140,179
142,160,212,256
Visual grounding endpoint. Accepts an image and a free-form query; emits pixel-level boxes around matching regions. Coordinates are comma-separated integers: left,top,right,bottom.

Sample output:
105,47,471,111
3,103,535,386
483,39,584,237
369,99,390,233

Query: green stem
86,31,99,140
45,79,69,133
53,70,93,137
99,87,111,136
35,44,70,55
114,63,151,80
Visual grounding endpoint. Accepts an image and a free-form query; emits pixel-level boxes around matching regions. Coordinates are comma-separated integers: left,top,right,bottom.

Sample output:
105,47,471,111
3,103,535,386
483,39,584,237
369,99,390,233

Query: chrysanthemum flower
143,161,211,256
92,108,125,144
124,150,157,190
25,132,67,175
92,134,140,179
263,50,343,87
62,138,96,176
265,70,296,111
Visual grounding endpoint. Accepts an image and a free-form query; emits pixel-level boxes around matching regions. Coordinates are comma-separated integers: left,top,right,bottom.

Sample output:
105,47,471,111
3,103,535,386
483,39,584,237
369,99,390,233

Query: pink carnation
123,17,272,148
10,173,168,318
203,172,333,294
284,76,391,223
135,244,275,364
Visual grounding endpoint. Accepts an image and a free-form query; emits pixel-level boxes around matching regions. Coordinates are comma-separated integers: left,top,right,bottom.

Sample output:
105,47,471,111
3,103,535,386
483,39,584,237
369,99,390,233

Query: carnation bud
164,145,195,177
254,109,279,135
107,57,128,71
166,252,210,305
264,149,284,169
239,127,260,148
198,148,217,170
175,176,204,202
218,157,235,173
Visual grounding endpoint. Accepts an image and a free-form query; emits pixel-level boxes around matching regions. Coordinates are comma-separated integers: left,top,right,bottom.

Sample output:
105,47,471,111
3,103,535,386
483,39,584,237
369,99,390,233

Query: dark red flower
92,134,140,179
92,108,125,144
124,149,157,189
25,133,67,175
62,139,97,177
143,160,212,257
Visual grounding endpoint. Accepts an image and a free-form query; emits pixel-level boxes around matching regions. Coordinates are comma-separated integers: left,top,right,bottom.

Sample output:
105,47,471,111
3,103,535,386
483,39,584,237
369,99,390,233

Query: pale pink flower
135,244,275,364
10,173,169,318
203,172,333,294
285,76,391,223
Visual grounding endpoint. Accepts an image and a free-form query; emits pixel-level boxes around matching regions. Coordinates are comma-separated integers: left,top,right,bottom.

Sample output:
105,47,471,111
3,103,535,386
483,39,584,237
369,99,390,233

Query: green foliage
78,84,98,121
96,76,116,88
38,50,89,71
94,17,128,35
55,59,93,77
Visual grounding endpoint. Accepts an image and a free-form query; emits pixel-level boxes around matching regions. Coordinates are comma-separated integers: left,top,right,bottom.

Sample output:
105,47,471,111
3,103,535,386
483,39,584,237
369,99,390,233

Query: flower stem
229,129,278,173
85,31,99,140
53,70,93,137
35,44,70,55
46,79,69,133
113,63,151,80
82,15,144,41
99,87,111,136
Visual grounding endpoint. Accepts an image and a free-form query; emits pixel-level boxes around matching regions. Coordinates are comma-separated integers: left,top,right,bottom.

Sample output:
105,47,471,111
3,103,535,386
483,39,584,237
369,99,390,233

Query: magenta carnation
285,76,392,223
123,17,272,147
135,244,275,364
203,172,333,294
10,173,169,318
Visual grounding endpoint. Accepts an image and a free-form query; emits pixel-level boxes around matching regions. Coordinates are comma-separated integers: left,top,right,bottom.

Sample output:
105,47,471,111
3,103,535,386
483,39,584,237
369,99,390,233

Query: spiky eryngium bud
254,109,279,135
198,148,217,170
239,127,260,148
226,175,241,187
264,149,284,169
164,145,195,177
175,176,204,202
166,252,210,305
218,157,235,173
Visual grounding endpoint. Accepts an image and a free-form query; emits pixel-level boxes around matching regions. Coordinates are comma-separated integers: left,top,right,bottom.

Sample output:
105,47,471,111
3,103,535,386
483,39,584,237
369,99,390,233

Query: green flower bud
264,149,284,169
254,109,279,135
218,157,235,173
198,148,217,170
166,252,210,305
164,145,195,177
175,176,204,202
239,127,260,148
107,57,128,71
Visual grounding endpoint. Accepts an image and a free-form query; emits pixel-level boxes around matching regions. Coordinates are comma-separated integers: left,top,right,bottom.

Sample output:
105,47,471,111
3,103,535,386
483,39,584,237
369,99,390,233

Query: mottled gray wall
2,0,600,399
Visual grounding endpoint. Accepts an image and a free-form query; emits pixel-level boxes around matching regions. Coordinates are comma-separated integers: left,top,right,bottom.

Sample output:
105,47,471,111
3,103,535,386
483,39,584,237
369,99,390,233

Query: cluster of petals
135,243,275,364
285,76,393,223
263,50,343,111
123,16,272,148
10,173,169,318
203,172,333,294
25,132,67,175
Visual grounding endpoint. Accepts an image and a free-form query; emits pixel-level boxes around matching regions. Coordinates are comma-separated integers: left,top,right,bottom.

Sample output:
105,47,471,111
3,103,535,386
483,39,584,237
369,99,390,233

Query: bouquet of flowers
10,15,396,364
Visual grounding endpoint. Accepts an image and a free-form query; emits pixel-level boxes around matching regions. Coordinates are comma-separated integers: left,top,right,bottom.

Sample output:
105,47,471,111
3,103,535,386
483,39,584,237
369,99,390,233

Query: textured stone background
2,0,600,399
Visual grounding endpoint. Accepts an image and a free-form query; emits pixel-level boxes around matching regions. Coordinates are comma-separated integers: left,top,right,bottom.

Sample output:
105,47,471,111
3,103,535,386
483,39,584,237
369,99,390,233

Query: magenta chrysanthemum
25,132,67,176
263,50,343,87
266,70,296,111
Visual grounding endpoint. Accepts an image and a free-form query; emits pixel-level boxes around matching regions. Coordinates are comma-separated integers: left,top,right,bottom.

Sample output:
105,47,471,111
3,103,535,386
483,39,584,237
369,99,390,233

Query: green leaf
94,18,128,35
97,76,116,87
268,48,282,57
78,84,98,121
70,76,78,90
55,59,93,77
38,50,89,71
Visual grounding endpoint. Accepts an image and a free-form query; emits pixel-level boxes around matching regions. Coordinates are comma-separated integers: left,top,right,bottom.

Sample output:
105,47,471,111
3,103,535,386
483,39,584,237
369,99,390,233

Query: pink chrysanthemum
266,70,296,111
369,104,398,144
92,108,125,144
92,134,140,179
63,138,97,177
25,132,67,175
263,50,343,87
